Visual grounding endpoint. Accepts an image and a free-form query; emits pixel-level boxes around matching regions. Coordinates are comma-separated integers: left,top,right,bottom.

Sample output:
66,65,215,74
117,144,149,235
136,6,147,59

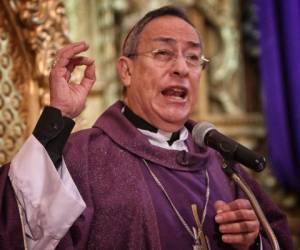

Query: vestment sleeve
4,107,86,249
8,135,86,249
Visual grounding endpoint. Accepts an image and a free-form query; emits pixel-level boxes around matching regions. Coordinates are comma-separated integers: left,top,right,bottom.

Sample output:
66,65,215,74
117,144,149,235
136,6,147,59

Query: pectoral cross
192,227,209,250
191,204,210,250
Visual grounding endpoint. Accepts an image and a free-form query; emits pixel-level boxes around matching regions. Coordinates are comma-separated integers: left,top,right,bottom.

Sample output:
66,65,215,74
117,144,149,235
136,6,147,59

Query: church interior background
0,0,299,247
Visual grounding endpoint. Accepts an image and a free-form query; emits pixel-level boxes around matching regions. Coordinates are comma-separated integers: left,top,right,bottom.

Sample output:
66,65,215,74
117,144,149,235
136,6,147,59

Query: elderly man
0,6,294,250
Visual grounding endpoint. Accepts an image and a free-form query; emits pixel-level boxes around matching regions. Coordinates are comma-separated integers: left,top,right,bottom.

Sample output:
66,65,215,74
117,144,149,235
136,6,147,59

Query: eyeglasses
127,48,209,70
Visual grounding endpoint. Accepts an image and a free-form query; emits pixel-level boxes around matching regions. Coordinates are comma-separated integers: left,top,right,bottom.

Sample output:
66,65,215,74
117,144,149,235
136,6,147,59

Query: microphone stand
221,159,280,250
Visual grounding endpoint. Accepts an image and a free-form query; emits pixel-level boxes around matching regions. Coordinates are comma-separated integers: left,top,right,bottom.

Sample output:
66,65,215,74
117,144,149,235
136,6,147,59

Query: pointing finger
55,42,89,68
56,41,87,57
64,56,95,81
216,199,252,213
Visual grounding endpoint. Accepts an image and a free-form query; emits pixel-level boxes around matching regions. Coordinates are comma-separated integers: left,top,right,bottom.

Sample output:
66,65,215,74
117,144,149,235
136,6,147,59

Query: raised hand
49,41,96,118
214,199,260,250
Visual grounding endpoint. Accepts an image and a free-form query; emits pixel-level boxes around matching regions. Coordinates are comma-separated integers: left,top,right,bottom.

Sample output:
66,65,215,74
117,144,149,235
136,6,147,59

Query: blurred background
0,0,299,247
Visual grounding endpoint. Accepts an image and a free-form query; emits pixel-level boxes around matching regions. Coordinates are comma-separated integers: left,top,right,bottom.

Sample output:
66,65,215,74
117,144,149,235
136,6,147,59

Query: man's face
123,16,202,132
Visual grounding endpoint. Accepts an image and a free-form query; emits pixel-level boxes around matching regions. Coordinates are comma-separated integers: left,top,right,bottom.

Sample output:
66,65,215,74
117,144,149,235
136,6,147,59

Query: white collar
138,127,189,151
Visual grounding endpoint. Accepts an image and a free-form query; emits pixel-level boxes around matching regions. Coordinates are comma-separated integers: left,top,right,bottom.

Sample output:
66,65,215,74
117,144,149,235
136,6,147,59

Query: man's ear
117,56,133,87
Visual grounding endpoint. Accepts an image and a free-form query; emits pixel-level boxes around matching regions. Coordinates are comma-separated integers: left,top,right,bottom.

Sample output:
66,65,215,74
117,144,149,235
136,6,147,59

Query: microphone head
192,122,215,147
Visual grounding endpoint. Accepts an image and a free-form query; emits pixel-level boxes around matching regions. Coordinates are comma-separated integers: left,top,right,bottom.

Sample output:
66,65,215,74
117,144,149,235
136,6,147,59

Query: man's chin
158,115,190,131
151,105,191,128
165,111,190,122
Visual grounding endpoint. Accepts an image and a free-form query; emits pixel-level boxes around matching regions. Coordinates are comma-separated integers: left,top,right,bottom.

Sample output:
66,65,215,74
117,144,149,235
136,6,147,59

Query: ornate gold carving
0,0,70,164
196,0,244,114
10,0,70,103
0,1,28,165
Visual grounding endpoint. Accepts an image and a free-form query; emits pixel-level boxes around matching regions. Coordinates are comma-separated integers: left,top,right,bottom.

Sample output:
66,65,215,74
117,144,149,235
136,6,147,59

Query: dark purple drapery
255,0,300,192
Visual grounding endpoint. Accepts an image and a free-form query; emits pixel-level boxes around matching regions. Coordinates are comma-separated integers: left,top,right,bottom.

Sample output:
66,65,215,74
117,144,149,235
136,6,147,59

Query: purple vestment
0,101,294,249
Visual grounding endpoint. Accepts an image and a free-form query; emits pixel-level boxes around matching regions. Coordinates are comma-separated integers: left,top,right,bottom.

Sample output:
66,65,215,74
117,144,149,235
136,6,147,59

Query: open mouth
161,86,188,99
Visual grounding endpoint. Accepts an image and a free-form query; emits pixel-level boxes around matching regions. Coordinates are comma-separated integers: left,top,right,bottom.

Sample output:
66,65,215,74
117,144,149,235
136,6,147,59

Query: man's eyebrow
151,37,201,48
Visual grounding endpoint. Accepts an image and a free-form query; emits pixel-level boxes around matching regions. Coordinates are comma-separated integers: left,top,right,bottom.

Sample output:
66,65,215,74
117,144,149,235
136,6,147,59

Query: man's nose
171,54,189,77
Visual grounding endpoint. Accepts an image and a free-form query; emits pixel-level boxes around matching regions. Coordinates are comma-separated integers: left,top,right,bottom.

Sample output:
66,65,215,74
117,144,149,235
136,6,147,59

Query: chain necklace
143,159,211,250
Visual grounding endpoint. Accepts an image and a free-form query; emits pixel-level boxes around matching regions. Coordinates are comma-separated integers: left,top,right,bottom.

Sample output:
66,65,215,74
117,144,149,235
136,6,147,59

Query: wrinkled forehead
138,16,202,50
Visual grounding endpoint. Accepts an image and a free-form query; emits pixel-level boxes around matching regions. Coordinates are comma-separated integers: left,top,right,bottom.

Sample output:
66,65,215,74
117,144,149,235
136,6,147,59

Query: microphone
192,122,266,172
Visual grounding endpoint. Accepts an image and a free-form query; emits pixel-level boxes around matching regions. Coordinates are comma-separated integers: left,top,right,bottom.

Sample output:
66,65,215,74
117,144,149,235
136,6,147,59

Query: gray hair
122,5,202,57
